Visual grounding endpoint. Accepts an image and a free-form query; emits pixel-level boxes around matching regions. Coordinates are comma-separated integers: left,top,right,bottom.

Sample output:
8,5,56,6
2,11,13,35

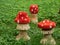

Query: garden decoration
29,4,39,24
38,19,56,45
15,11,30,41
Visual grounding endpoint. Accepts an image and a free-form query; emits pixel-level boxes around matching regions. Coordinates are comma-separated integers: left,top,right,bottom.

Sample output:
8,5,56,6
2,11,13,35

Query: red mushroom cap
15,11,30,24
29,4,38,14
38,19,56,30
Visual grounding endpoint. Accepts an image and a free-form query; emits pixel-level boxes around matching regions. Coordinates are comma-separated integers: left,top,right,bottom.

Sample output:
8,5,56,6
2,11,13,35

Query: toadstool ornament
15,11,30,41
29,4,39,24
38,19,56,45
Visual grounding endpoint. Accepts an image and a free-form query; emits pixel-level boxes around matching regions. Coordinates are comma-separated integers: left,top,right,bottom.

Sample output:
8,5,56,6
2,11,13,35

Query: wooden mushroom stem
40,30,56,45
41,30,54,34
16,24,30,41
31,14,38,23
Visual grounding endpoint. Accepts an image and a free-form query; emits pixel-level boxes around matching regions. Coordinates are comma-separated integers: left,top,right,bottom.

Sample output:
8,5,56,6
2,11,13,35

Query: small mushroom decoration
15,11,30,41
38,19,56,45
29,4,39,24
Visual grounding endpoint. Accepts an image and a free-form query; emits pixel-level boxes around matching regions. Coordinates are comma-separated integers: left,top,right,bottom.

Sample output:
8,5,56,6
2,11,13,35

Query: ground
0,0,60,45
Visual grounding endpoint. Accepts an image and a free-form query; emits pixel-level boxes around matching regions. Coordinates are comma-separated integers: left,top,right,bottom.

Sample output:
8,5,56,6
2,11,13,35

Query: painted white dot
50,25,52,28
35,8,37,10
43,21,45,23
17,20,19,23
25,18,27,21
31,9,33,12
21,17,24,19
26,16,28,17
33,5,35,7
20,13,22,15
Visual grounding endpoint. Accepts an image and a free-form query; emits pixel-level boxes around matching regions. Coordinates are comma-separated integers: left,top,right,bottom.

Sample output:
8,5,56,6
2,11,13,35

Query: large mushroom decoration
15,11,30,41
29,4,39,24
38,19,56,45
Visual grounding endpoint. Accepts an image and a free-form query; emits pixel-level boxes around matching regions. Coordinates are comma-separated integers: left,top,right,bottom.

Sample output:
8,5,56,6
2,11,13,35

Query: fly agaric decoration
29,4,39,24
15,11,30,41
38,19,56,45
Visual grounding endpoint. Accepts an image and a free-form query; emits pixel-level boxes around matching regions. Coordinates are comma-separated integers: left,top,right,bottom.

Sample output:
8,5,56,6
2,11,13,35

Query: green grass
0,0,60,45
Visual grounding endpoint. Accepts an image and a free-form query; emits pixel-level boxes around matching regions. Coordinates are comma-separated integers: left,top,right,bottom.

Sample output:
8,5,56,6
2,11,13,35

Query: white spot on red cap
17,20,19,23
50,25,52,28
26,15,28,17
25,18,27,21
20,12,22,15
33,5,35,7
21,17,24,19
35,8,37,10
43,21,45,23
31,9,33,12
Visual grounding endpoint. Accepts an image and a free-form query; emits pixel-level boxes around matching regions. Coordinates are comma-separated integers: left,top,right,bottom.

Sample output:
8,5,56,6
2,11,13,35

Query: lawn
0,0,60,45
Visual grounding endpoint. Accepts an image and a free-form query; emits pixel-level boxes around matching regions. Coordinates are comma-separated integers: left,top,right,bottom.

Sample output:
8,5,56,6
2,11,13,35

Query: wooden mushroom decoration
38,19,56,45
29,4,39,24
15,11,30,41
